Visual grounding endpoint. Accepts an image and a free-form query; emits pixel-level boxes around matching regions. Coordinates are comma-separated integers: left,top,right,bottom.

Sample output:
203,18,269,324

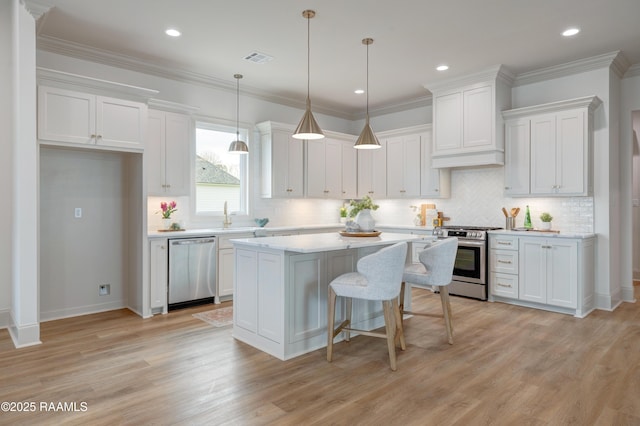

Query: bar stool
400,237,458,344
327,242,408,371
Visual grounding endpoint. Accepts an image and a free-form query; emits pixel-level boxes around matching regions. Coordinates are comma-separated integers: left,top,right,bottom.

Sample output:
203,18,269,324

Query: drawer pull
497,260,512,264
497,241,512,245
496,283,512,288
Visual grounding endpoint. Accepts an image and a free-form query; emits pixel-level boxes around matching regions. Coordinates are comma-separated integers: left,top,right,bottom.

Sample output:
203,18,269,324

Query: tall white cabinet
147,108,192,196
502,96,602,197
306,136,357,199
258,121,304,198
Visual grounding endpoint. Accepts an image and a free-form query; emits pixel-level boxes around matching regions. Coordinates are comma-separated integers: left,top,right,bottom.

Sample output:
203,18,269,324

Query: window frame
192,119,250,219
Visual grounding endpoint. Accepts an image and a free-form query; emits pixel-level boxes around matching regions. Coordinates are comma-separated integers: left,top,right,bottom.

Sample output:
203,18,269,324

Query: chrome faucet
223,201,232,228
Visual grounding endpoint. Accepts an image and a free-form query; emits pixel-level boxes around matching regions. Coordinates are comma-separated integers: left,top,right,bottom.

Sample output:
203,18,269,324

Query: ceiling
29,0,640,119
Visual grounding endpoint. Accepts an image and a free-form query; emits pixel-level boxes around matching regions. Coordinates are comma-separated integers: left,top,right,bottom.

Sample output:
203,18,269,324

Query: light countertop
147,223,344,239
230,232,436,254
488,229,596,239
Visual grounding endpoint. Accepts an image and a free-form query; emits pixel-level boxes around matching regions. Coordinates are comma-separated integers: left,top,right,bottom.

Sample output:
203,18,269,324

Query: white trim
624,63,640,79
148,99,199,114
502,96,603,120
0,309,10,329
8,320,42,348
40,301,126,322
513,51,627,86
424,64,515,93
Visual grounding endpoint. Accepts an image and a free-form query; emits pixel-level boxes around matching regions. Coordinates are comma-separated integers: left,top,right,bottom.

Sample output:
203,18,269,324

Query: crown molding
624,63,640,79
148,99,199,114
366,95,432,120
513,51,627,86
502,95,602,120
424,64,515,93
22,0,51,21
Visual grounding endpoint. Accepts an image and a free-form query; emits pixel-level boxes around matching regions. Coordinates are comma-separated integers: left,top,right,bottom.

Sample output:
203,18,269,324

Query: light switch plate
74,207,82,218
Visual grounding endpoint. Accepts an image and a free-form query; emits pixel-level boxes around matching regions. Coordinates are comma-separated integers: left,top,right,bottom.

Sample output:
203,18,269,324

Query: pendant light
292,9,324,140
228,74,249,154
355,38,381,149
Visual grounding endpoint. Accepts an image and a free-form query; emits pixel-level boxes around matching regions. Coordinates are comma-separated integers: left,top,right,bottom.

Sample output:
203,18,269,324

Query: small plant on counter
340,206,348,218
348,195,379,218
540,212,553,223
159,201,178,219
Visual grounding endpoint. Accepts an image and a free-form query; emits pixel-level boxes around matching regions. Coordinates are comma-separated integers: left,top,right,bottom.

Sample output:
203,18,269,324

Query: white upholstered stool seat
327,242,408,371
400,237,458,344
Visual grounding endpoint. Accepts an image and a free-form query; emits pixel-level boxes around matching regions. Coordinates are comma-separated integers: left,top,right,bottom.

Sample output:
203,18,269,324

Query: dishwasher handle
170,238,216,246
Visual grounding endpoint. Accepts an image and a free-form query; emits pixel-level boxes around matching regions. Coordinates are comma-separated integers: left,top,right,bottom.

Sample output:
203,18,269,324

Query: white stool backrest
417,237,459,287
356,242,408,300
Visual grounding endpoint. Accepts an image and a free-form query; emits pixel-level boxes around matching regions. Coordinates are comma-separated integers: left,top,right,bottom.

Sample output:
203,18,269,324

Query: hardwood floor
1,288,640,425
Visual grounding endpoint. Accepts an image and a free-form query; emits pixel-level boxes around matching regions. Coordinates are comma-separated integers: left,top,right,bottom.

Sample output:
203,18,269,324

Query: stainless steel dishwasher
168,236,216,310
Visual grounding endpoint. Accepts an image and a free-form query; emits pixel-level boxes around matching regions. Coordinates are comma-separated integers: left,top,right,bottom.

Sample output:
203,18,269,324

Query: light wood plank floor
1,287,640,425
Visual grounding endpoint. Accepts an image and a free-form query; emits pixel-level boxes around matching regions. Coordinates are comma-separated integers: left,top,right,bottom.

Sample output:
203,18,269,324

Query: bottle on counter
524,205,533,229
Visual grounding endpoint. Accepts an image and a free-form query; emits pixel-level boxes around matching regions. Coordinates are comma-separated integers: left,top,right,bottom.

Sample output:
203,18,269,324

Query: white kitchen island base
231,232,434,361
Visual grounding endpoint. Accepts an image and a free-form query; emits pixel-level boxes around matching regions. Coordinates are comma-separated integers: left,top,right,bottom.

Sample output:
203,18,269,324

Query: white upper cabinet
306,138,343,198
258,121,304,198
502,96,601,197
147,109,191,196
420,129,451,198
341,140,358,199
386,134,421,198
427,65,513,168
38,86,146,151
357,140,387,199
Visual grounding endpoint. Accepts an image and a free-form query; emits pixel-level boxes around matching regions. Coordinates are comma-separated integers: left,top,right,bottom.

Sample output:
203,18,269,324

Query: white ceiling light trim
562,28,580,37
165,28,181,37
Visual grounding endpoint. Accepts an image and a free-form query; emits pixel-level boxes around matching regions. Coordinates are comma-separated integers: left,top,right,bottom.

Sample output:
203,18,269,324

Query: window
195,122,248,215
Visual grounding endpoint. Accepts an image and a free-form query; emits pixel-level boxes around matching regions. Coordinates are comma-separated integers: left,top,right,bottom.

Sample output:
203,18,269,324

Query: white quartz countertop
488,229,596,239
147,224,343,239
230,232,436,253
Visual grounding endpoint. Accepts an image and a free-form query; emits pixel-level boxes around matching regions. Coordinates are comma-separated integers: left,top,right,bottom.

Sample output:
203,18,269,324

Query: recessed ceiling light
436,65,449,71
562,28,580,37
165,28,181,37
354,89,365,95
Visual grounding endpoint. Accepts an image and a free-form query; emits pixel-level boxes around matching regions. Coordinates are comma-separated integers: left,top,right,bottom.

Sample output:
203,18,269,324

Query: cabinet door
257,252,283,343
547,240,578,308
218,248,234,298
324,139,342,197
556,110,585,195
163,112,191,195
341,140,358,199
96,96,146,150
149,240,168,310
357,141,387,199
463,85,493,149
433,91,462,153
519,238,546,303
305,138,327,197
271,132,303,198
386,137,405,197
38,86,96,145
288,253,326,343
147,110,165,195
530,114,557,194
235,248,258,332
420,130,450,198
504,118,530,196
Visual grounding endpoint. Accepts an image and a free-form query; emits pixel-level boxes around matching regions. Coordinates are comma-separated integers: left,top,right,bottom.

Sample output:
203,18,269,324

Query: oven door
452,239,485,285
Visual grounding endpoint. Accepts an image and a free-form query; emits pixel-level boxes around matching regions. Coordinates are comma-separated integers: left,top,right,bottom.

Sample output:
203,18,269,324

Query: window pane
195,125,247,214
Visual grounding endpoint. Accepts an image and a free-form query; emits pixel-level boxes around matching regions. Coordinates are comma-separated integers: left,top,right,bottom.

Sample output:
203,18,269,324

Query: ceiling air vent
244,51,274,64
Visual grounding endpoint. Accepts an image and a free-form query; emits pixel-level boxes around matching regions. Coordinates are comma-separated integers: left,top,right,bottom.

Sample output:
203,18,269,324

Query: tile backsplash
148,166,594,234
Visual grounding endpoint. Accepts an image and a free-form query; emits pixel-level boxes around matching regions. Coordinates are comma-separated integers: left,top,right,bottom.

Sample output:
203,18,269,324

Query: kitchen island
230,232,436,360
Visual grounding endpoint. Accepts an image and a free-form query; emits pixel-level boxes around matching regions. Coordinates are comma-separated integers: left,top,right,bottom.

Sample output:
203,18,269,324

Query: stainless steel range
432,225,502,300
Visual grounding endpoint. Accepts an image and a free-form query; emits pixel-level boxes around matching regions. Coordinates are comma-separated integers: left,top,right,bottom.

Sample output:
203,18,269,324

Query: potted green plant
348,196,379,231
539,212,553,230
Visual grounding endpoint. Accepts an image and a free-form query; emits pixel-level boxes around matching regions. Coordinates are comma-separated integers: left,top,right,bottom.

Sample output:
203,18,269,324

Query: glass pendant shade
228,73,249,154
293,9,324,140
355,37,380,149
355,116,381,149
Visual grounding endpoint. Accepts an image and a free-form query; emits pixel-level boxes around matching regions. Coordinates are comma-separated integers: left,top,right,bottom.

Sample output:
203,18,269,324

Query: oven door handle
455,239,486,248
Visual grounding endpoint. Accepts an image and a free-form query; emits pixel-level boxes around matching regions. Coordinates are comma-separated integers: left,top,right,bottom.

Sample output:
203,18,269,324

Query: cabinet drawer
490,235,518,250
411,241,432,263
490,250,519,274
490,272,518,299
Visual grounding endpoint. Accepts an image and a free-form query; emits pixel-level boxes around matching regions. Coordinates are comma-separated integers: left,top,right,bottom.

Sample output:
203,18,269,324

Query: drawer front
490,250,519,274
411,242,432,263
490,272,519,299
490,235,519,250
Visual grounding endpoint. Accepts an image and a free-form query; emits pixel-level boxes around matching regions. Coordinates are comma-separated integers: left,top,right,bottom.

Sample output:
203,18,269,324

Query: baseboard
0,308,10,329
40,300,126,322
8,316,41,348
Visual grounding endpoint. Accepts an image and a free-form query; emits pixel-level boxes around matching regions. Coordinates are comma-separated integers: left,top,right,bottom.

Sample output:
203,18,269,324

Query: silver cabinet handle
497,260,512,264
496,282,512,288
171,238,216,245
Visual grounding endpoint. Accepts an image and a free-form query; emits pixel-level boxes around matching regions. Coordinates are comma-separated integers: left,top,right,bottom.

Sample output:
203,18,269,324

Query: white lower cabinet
489,233,595,317
149,239,168,313
216,233,254,303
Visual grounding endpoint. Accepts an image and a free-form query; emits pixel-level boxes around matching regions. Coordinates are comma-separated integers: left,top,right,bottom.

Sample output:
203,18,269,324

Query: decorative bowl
254,218,269,227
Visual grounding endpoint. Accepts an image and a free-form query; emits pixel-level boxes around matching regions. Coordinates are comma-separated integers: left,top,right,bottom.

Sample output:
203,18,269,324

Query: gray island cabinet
230,232,435,360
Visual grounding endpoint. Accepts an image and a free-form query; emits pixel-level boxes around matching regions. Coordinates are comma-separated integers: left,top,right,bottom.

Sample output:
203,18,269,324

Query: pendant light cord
306,13,311,103
366,40,369,118
236,75,240,139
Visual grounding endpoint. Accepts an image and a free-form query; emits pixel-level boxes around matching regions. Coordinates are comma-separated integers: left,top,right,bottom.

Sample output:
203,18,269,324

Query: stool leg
345,297,352,342
439,285,454,344
392,298,406,350
382,300,397,371
327,286,337,362
399,282,406,326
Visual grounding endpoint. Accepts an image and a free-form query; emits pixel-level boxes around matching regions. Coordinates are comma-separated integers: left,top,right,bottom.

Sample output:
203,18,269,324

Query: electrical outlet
74,207,82,218
99,284,110,296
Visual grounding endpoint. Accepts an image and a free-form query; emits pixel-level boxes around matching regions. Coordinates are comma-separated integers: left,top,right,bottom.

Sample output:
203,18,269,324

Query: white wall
39,147,131,321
